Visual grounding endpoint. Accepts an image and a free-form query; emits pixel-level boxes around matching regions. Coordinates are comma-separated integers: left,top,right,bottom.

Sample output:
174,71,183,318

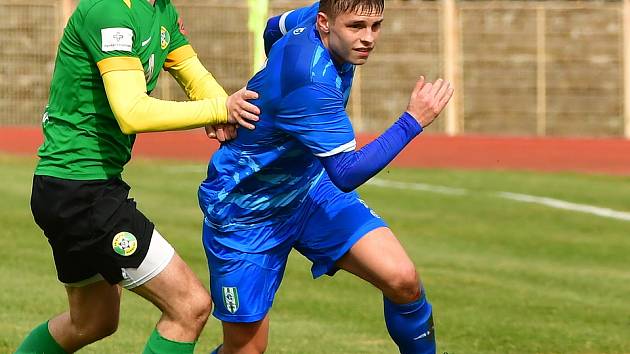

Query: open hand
406,76,454,129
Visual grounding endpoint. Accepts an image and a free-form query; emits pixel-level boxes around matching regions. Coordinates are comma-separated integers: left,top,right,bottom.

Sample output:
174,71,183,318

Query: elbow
338,185,355,193
263,18,281,56
118,121,137,135
120,125,137,135
113,111,139,135
329,176,356,193
264,18,275,37
263,32,273,56
110,93,148,135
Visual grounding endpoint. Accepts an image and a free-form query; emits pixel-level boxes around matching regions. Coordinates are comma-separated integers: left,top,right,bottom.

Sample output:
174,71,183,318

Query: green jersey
36,0,190,180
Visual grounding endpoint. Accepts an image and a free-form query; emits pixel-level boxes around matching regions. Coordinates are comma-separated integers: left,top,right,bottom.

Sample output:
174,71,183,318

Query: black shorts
31,175,154,284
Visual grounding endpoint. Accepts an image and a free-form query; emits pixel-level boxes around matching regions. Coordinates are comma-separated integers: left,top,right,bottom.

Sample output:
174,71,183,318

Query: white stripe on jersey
279,10,294,35
315,140,357,157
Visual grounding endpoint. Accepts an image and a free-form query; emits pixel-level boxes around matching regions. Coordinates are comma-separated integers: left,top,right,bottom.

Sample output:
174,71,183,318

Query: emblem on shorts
160,26,170,49
222,287,239,314
112,232,138,257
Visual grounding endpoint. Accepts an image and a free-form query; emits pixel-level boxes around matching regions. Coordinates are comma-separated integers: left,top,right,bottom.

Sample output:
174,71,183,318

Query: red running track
1,126,629,176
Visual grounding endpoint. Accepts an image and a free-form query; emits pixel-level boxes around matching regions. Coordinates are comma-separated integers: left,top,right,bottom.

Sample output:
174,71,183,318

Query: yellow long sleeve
166,49,228,101
98,56,228,135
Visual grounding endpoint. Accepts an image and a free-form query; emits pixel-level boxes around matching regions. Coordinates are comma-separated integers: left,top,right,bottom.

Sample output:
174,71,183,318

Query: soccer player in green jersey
15,1,260,353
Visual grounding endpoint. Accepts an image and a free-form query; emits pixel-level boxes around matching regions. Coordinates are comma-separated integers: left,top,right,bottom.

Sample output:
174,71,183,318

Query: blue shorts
203,177,387,323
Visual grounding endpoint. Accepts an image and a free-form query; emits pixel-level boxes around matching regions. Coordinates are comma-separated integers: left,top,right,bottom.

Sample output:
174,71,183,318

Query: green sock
15,321,67,354
142,328,196,354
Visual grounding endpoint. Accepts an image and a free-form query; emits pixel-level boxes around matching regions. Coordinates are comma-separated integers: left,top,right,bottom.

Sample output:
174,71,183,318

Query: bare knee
91,318,118,340
383,263,421,304
192,290,213,328
72,316,119,343
169,287,212,334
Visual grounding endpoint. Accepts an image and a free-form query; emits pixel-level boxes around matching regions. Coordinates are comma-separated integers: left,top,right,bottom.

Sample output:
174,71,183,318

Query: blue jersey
199,20,356,251
264,2,320,55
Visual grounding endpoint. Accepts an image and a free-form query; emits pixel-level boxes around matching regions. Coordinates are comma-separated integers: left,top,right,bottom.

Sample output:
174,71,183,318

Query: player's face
327,8,383,65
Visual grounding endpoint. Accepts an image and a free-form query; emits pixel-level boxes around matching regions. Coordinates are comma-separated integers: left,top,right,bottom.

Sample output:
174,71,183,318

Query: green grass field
1,153,629,354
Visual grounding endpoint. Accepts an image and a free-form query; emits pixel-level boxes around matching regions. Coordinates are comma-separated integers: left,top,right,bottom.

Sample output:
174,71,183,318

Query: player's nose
361,29,376,43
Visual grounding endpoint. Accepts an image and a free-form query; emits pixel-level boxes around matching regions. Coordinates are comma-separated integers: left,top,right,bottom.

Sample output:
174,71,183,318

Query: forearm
102,69,228,134
320,112,422,192
167,54,228,101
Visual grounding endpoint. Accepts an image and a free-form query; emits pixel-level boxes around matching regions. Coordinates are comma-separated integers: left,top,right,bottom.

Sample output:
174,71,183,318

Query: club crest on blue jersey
222,286,239,314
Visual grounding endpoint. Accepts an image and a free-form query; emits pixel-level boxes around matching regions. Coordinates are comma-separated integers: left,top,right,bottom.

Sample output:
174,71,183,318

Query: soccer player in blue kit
200,1,454,353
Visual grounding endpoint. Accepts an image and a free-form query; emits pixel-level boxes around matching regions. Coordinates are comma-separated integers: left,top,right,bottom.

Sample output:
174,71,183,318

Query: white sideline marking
368,178,468,195
368,179,630,222
497,192,630,222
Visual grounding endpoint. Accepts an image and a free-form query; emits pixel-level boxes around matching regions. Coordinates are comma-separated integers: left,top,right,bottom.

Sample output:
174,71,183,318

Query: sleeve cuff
401,112,423,136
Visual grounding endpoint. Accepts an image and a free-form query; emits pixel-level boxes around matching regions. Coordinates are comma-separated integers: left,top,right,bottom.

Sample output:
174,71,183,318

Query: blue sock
210,344,222,354
383,289,436,354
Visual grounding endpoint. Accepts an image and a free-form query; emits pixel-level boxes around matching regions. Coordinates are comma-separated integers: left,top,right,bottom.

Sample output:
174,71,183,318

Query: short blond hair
319,0,384,20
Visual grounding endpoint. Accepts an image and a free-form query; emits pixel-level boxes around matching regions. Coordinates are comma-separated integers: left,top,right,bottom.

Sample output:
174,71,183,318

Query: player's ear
316,12,331,33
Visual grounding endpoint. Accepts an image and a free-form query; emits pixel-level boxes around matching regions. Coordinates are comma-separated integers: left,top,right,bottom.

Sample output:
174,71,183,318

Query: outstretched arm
264,2,320,55
320,77,454,192
319,113,421,192
82,2,259,135
101,57,258,135
166,45,260,139
166,46,228,102
277,78,453,193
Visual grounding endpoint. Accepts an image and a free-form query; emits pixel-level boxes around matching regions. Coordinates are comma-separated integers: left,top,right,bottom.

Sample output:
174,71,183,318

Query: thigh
31,175,100,283
335,227,417,292
130,252,207,316
203,225,291,324
31,175,155,285
119,229,174,289
88,179,155,284
294,178,387,278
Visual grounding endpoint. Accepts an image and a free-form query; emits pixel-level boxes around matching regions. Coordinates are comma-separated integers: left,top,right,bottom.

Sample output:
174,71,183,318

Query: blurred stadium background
2,0,630,138
2,1,630,353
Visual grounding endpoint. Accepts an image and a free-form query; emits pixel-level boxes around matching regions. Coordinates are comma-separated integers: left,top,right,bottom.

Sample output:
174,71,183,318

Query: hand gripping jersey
36,0,192,180
198,19,358,252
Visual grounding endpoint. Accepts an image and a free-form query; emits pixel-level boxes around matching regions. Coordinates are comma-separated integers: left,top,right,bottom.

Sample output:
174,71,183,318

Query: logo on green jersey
112,232,138,256
160,26,170,50
222,287,239,314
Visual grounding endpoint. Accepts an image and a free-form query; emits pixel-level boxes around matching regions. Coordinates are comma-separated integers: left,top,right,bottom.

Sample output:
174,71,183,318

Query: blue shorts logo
222,287,239,314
